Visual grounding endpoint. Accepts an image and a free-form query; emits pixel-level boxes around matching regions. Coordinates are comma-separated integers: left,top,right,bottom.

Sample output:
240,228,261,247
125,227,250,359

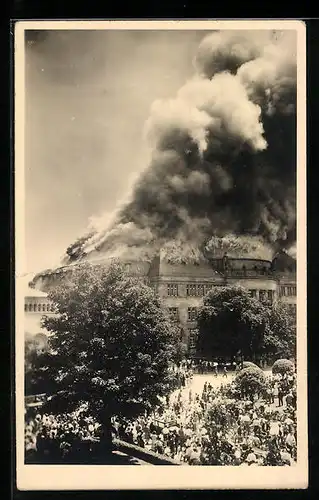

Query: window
42,304,46,312
186,284,209,297
167,284,178,297
249,289,257,298
287,286,296,296
259,290,267,302
50,304,55,312
33,304,37,312
189,329,198,352
186,284,196,296
28,304,32,312
188,307,198,321
267,290,275,303
47,304,50,312
124,263,131,273
280,285,296,297
38,304,42,312
287,303,297,316
168,307,179,322
24,304,28,312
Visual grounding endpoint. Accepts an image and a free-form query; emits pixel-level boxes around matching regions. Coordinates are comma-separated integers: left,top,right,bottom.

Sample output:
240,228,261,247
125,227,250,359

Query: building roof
19,275,48,298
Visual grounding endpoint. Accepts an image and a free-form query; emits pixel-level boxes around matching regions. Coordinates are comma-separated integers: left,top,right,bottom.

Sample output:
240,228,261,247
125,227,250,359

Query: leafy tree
263,303,296,361
30,261,180,453
234,366,267,401
196,286,269,362
196,286,296,363
25,333,49,395
272,359,295,375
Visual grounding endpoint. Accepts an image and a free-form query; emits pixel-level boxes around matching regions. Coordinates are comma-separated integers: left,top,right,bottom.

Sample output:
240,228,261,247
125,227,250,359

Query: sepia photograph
15,20,307,490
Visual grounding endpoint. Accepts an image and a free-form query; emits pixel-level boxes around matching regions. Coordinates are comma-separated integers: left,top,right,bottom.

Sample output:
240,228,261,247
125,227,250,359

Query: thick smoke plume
63,30,297,265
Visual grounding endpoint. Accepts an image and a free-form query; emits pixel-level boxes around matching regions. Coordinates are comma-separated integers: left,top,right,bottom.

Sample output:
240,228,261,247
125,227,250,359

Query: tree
30,261,180,454
25,333,49,395
234,366,267,401
263,303,296,361
196,286,269,362
272,359,295,376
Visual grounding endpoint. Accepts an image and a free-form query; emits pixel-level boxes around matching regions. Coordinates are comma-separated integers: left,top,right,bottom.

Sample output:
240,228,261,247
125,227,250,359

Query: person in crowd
25,361,297,467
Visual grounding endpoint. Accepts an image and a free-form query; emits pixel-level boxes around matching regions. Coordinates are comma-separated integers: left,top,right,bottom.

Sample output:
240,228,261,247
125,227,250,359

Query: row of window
168,283,214,297
186,284,212,297
168,284,278,301
280,286,297,297
167,284,179,296
168,306,199,322
25,303,54,312
248,289,276,303
168,293,290,322
189,329,198,351
167,284,287,300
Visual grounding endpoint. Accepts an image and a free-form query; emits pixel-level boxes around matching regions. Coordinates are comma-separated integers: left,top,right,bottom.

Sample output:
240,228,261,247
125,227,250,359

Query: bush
272,359,295,375
234,366,267,401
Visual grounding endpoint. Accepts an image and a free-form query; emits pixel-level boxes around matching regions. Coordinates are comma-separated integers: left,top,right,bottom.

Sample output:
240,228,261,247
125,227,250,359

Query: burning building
30,237,296,355
28,30,297,354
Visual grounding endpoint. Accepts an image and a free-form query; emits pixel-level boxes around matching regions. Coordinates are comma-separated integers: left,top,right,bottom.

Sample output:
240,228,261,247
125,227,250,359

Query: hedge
272,359,295,375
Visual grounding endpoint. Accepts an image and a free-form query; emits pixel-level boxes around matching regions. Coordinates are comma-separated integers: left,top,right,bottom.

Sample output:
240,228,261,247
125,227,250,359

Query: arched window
42,304,46,312
28,304,32,312
24,304,28,312
33,304,37,312
47,304,50,312
38,304,42,312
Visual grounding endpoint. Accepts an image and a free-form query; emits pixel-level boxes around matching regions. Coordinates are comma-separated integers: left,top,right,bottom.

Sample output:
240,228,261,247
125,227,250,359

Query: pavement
170,372,236,402
170,370,290,412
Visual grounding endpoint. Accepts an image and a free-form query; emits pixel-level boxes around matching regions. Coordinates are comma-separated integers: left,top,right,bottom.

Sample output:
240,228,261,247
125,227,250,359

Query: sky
24,29,210,275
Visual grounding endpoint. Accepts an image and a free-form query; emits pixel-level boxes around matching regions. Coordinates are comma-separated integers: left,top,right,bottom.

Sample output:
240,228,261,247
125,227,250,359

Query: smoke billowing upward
63,30,297,265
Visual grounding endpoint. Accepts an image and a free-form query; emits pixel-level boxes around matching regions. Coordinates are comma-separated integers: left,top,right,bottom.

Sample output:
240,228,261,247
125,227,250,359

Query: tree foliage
30,261,180,431
272,358,295,375
25,333,49,395
263,303,296,360
196,286,268,360
196,285,296,361
234,366,267,401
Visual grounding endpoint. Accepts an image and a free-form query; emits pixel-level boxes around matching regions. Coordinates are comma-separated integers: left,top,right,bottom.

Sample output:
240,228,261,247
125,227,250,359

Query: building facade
30,249,296,355
24,284,55,350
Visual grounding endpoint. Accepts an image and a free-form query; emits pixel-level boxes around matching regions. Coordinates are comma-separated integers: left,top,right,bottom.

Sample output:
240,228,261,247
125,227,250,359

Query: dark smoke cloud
63,29,297,265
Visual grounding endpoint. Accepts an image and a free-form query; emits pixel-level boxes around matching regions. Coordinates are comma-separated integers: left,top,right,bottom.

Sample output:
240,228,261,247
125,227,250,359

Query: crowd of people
113,370,297,466
25,364,297,466
24,410,105,462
